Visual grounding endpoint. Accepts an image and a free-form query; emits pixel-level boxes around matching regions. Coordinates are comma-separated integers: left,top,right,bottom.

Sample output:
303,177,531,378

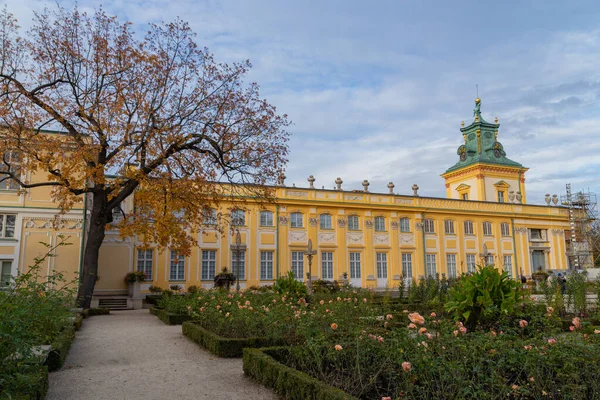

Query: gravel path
46,309,277,400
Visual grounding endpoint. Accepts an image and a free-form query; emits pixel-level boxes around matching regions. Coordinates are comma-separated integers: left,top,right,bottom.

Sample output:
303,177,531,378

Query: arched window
424,219,435,234
320,214,332,229
260,211,273,227
501,222,510,236
444,220,455,234
290,212,303,228
464,221,474,235
483,222,493,236
374,216,386,231
348,215,360,230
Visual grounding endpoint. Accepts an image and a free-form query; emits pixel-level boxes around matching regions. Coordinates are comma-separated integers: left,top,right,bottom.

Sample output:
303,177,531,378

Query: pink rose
572,317,582,329
408,312,425,325
519,320,528,328
402,361,412,372
548,338,557,345
334,344,342,351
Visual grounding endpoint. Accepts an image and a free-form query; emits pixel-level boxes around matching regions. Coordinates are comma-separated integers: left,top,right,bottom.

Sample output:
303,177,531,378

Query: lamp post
304,238,317,293
235,229,241,293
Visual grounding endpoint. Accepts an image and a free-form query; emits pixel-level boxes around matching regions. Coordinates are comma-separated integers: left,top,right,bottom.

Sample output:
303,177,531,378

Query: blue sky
4,0,600,204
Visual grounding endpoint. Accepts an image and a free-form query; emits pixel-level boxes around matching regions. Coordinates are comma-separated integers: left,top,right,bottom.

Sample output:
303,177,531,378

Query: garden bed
46,324,76,371
182,321,274,358
82,307,110,318
243,347,357,400
4,365,49,400
150,307,191,325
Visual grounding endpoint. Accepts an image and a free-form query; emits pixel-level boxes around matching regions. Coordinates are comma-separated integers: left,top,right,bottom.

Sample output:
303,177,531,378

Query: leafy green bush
445,265,521,329
149,285,163,294
0,236,76,398
273,271,308,298
157,293,190,314
124,271,146,284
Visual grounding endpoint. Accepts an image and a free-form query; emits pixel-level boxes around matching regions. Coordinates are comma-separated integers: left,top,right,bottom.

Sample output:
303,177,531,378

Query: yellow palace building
0,99,571,302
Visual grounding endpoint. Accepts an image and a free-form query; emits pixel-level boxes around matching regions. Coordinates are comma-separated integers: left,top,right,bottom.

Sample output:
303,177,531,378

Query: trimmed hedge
82,307,110,318
243,347,357,400
74,314,83,331
46,324,76,371
150,307,190,325
5,365,49,400
182,321,274,358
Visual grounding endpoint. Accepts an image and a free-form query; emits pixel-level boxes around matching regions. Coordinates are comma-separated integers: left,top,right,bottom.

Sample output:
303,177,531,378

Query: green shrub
445,265,521,329
157,294,189,314
82,307,110,317
183,322,273,357
187,285,199,294
124,271,146,284
273,271,308,298
149,285,163,294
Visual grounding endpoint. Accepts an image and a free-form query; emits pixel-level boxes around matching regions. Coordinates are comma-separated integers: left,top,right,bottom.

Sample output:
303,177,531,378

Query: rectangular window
321,252,334,280
498,191,505,203
169,251,185,281
374,216,386,232
231,210,245,226
320,214,332,229
203,209,217,225
0,260,11,288
0,151,21,190
503,255,512,275
349,252,361,279
530,229,543,240
137,249,153,281
260,211,273,227
376,253,388,278
462,193,469,200
464,221,474,235
446,254,457,278
348,215,359,230
290,213,303,228
444,220,455,234
0,214,16,238
467,254,476,273
291,251,304,280
201,250,217,280
424,219,435,234
401,253,412,278
231,251,246,280
483,222,493,236
400,218,410,232
425,254,437,278
501,222,511,237
260,251,274,280
486,255,495,266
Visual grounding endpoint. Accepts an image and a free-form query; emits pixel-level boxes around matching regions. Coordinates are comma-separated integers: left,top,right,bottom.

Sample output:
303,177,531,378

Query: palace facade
0,99,571,300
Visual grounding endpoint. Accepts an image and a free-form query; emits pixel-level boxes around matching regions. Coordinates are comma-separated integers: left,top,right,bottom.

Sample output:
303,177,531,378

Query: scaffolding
560,184,600,269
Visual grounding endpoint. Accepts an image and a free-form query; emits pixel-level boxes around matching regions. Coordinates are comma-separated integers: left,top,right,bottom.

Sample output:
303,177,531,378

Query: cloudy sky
4,0,600,204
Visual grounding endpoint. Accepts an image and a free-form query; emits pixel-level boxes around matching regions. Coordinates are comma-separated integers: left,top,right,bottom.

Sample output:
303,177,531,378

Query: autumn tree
0,7,289,307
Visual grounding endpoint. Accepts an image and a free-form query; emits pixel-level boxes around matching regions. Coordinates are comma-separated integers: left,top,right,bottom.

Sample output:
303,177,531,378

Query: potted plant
214,267,235,290
124,271,147,298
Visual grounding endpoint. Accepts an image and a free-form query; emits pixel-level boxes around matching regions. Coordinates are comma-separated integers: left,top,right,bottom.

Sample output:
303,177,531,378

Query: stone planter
128,282,143,309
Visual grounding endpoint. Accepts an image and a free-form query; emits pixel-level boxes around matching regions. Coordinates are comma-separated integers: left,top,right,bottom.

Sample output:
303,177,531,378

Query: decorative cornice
24,217,83,230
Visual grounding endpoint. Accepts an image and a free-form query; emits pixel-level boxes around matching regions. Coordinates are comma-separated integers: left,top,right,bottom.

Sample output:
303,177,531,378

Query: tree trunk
77,192,108,308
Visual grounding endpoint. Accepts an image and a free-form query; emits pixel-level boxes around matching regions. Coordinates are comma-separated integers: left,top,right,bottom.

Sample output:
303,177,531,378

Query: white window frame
137,249,153,281
425,254,437,278
231,250,246,280
424,219,435,234
349,252,361,279
320,214,332,229
321,251,334,280
485,255,495,266
291,251,304,280
464,221,474,235
401,253,412,278
347,215,360,231
444,220,455,234
231,209,245,226
203,209,217,225
0,214,16,238
0,260,12,288
462,193,469,200
503,255,512,275
201,250,217,280
374,216,386,232
376,252,388,278
467,254,476,273
530,228,543,240
260,251,274,280
501,222,510,237
290,212,303,228
400,218,410,232
169,251,185,281
260,211,274,227
446,254,457,278
0,151,21,190
483,222,493,236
